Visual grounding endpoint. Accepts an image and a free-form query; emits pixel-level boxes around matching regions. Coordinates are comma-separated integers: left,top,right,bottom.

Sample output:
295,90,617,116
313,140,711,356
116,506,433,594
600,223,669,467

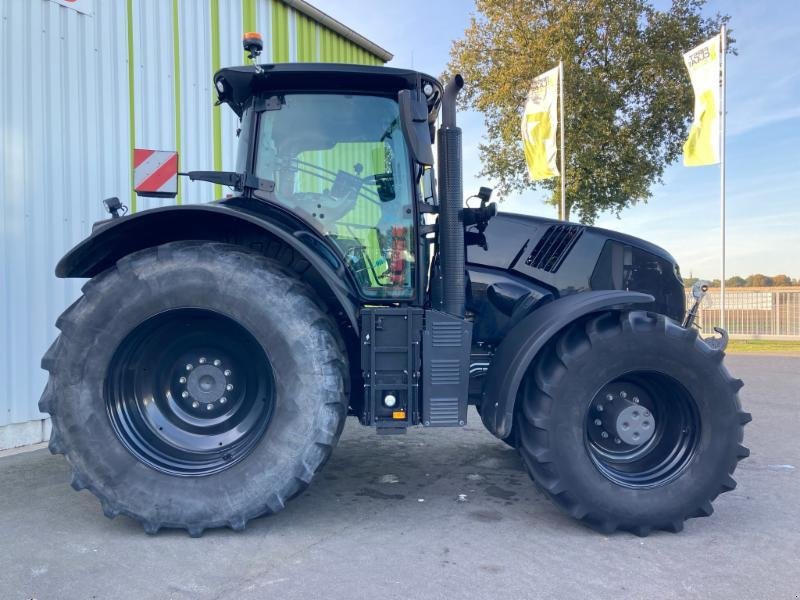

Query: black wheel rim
584,372,700,488
106,308,275,477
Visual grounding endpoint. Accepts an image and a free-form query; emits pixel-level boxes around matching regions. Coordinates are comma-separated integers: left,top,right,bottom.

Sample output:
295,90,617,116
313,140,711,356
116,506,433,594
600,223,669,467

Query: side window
254,94,415,299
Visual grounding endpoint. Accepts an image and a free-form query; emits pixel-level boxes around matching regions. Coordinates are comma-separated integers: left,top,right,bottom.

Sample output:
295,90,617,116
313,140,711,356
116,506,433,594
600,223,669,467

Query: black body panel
467,212,685,324
214,63,443,121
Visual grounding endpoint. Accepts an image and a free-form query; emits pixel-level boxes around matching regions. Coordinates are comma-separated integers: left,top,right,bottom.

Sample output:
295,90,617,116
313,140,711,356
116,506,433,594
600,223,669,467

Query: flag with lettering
683,34,721,166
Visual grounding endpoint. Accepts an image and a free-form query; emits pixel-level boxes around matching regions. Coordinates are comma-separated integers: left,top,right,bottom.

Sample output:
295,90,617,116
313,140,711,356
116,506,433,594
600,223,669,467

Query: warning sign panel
134,149,179,198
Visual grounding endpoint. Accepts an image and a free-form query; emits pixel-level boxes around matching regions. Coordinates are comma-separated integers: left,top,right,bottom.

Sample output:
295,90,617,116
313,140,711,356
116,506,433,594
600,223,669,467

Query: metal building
0,0,391,449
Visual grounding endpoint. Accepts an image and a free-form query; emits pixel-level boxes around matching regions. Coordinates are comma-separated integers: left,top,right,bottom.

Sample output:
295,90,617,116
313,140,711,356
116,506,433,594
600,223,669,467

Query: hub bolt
179,376,187,384
224,369,231,377
213,359,222,367
596,404,604,412
606,394,614,402
220,397,227,404
206,404,213,411
186,364,193,371
601,431,609,439
192,401,199,408
181,391,189,399
226,384,233,392
620,391,627,399
199,357,207,364
614,437,621,444
594,418,602,426
633,396,640,404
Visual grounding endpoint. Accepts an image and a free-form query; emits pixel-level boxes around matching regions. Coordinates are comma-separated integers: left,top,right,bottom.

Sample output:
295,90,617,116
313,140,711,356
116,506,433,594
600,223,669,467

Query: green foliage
448,0,732,223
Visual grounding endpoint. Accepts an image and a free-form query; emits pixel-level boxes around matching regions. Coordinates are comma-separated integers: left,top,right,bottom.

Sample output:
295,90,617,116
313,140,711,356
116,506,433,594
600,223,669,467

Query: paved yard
1,355,798,600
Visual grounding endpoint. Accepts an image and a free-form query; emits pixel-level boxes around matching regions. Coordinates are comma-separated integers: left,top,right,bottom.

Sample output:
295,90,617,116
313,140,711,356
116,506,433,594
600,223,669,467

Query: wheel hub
615,404,654,446
183,361,232,407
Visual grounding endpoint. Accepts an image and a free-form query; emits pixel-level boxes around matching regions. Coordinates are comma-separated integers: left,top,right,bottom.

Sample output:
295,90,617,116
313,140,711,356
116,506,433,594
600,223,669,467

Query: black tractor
40,55,750,537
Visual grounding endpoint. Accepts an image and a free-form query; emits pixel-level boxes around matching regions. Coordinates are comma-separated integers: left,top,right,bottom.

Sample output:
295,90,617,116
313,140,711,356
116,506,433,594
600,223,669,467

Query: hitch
683,280,728,352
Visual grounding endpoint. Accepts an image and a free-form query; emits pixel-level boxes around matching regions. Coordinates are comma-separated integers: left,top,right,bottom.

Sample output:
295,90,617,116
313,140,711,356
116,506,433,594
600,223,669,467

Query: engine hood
467,211,685,321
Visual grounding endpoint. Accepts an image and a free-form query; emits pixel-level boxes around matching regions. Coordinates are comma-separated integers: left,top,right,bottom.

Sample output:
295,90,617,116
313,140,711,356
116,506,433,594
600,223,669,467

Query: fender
56,202,360,331
479,290,654,439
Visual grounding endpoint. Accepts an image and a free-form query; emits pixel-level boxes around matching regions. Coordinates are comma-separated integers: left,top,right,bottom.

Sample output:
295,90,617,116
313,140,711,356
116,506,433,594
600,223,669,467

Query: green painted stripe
297,12,315,61
173,0,182,204
271,0,289,62
242,0,257,63
127,0,136,212
210,0,222,199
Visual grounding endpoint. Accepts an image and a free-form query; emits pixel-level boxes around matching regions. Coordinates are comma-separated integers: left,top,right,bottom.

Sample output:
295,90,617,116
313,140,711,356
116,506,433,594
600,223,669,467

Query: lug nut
226,384,233,391
199,357,207,364
601,431,609,439
192,401,199,408
594,418,602,426
213,359,222,367
620,391,627,399
606,394,614,402
179,376,187,384
220,397,227,404
596,404,604,412
632,396,640,404
181,391,189,399
614,437,621,444
186,364,193,371
206,404,213,411
224,369,231,377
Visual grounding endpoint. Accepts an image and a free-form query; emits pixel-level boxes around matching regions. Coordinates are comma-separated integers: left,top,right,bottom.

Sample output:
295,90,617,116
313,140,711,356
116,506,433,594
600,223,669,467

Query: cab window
254,94,414,299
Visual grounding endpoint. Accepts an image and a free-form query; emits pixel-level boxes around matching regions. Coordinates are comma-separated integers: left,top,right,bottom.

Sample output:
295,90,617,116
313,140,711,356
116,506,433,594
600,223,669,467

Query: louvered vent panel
431,321,463,347
525,224,584,273
428,398,459,425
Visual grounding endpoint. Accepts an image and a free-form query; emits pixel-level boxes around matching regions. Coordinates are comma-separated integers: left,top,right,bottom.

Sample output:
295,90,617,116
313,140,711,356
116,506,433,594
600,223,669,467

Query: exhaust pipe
437,74,465,317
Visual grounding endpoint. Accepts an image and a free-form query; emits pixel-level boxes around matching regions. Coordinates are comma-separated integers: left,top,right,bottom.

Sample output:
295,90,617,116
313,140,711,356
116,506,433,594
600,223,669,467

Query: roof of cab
214,63,443,119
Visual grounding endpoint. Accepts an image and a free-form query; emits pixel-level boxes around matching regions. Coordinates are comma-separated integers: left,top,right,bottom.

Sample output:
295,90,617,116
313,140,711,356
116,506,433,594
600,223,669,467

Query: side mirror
134,149,178,198
398,89,434,166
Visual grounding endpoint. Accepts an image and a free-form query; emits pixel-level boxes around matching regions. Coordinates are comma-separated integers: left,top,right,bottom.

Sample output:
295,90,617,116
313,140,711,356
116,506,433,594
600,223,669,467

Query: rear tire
515,310,750,536
39,242,348,536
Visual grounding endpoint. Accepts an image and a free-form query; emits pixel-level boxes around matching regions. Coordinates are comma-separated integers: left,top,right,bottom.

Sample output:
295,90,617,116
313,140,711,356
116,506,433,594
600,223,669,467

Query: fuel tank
466,212,686,326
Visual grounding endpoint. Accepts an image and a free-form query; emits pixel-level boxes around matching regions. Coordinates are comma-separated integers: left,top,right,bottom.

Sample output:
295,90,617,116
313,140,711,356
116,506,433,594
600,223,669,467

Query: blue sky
318,0,800,279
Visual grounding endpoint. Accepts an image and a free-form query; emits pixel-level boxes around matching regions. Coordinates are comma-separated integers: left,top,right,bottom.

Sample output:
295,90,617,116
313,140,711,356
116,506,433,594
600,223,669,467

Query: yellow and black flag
683,34,722,166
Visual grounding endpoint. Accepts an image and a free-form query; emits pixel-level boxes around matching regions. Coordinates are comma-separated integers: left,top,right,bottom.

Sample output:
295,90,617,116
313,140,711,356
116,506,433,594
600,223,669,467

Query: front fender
56,202,360,331
480,290,654,439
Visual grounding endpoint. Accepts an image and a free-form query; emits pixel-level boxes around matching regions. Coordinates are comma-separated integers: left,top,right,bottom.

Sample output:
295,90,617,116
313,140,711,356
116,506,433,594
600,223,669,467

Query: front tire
39,242,348,536
516,310,750,536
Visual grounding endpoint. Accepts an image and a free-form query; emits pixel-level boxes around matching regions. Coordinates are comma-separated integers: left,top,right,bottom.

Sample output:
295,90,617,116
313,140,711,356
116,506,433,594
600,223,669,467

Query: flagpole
720,25,727,330
559,59,566,221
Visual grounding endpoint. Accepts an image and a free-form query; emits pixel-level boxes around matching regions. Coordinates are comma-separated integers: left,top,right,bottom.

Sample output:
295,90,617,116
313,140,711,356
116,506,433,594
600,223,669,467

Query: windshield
253,94,415,299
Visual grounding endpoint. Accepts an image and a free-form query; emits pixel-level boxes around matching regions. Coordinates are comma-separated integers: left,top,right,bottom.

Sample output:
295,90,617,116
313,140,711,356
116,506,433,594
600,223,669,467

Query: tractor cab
214,63,444,302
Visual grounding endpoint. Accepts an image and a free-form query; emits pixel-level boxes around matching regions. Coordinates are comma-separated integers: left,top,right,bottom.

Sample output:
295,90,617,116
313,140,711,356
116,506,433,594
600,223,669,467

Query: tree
745,274,772,287
726,276,745,287
771,274,792,287
448,0,732,223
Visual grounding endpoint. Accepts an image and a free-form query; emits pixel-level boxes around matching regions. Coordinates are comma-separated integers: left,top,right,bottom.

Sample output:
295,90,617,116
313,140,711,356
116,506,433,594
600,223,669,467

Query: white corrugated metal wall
0,0,388,449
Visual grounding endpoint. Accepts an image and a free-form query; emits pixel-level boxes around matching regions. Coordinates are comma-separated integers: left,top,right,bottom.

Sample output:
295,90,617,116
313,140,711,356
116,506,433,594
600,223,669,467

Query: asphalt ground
1,354,798,600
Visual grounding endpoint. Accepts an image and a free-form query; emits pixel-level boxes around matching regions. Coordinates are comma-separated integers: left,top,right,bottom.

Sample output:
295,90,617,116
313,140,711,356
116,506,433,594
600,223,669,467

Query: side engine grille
525,224,584,273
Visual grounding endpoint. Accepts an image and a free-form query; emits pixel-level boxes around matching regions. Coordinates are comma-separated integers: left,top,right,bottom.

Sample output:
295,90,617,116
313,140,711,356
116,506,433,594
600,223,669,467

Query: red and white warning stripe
134,149,178,197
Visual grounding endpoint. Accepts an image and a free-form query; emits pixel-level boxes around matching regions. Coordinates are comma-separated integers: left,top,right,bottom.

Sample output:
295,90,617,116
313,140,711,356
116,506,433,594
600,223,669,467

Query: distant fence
684,287,800,340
